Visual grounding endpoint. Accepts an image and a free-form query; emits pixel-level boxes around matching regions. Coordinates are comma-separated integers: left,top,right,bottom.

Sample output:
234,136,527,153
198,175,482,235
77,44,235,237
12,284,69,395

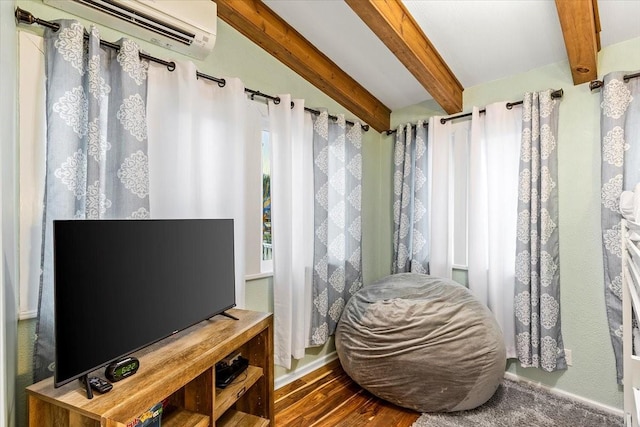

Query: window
261,129,273,271
245,101,272,277
451,120,470,269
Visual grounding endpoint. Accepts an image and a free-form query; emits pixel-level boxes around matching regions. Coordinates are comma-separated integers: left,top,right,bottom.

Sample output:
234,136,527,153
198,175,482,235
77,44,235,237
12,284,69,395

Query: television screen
53,219,236,387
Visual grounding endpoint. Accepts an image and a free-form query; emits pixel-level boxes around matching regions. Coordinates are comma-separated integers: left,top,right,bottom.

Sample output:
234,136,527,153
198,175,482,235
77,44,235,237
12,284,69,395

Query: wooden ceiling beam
555,0,601,85
214,0,391,133
345,0,463,115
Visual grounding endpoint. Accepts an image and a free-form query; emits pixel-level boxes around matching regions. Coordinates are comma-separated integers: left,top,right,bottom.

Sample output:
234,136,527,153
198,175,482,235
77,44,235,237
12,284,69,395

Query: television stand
220,310,239,320
27,309,273,427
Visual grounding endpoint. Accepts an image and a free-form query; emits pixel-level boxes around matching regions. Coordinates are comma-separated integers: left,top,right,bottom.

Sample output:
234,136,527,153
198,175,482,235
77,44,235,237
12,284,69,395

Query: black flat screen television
53,218,236,388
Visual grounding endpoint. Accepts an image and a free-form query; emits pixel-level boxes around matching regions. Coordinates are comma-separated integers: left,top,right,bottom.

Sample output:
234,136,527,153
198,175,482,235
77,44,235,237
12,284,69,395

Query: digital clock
105,356,139,382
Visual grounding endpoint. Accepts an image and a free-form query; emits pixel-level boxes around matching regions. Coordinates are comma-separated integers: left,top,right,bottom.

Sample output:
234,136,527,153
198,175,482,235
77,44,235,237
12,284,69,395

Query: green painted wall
391,37,640,410
13,0,640,421
13,0,391,424
486,37,639,411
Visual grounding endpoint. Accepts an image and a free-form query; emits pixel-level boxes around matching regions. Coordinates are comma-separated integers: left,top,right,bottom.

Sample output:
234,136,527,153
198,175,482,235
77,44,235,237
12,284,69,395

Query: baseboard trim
274,352,339,390
503,372,623,417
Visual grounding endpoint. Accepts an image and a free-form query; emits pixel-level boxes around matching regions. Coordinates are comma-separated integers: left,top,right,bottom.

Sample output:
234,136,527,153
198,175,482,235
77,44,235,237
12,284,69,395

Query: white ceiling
264,0,640,111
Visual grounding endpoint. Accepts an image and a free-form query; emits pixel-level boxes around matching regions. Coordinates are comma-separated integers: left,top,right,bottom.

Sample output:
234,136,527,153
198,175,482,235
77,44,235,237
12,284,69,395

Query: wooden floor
274,359,420,427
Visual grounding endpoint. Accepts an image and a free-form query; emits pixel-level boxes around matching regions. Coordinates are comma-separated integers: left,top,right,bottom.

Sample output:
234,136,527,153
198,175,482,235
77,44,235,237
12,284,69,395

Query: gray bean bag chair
335,273,506,413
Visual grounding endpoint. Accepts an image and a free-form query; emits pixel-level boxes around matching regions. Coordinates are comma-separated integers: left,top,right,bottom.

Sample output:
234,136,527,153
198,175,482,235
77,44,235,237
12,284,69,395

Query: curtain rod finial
16,7,60,31
15,7,35,25
590,80,604,91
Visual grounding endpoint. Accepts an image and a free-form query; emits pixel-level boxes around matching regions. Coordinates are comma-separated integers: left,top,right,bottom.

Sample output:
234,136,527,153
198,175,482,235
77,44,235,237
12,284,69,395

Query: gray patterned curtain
310,112,363,346
392,122,430,274
514,90,566,372
600,71,640,383
33,21,149,382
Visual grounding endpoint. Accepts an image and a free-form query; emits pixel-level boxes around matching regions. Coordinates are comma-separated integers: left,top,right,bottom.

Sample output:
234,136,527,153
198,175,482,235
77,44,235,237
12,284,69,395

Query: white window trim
245,272,274,281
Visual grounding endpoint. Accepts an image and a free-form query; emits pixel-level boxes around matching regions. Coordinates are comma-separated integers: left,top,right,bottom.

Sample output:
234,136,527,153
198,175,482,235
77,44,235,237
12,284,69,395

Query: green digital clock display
105,356,139,382
120,363,136,374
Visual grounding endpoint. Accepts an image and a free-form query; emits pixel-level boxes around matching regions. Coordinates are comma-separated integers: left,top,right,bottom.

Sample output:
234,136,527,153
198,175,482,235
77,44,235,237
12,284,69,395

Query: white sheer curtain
468,103,521,358
429,104,520,358
146,61,259,308
269,95,314,369
428,117,454,279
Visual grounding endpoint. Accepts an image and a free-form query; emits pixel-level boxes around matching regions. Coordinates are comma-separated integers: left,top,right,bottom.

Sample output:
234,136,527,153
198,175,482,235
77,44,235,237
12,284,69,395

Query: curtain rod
384,121,428,136
384,88,564,136
14,7,369,132
589,72,640,91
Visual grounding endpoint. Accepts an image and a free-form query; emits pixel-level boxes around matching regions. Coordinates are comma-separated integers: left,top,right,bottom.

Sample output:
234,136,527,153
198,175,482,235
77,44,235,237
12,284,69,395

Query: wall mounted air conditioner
42,0,217,60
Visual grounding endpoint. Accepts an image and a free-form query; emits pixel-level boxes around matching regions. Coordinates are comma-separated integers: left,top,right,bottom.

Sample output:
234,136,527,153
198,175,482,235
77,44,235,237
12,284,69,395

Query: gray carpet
411,379,623,427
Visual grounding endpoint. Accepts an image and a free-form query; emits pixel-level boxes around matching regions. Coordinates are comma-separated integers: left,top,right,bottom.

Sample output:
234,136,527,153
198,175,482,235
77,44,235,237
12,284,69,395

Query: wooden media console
27,309,273,427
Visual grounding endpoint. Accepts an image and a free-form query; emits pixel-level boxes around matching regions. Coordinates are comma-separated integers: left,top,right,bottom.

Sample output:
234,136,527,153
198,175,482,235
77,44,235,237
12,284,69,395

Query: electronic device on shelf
215,354,249,389
53,219,237,399
79,375,112,399
105,356,139,382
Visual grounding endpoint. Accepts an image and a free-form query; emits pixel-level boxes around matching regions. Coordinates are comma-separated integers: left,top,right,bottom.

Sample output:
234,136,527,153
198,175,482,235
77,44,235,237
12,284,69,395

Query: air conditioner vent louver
77,0,194,45
43,0,216,59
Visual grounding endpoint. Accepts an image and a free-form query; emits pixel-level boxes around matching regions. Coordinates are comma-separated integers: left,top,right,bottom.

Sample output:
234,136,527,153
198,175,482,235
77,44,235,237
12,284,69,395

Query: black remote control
83,376,113,394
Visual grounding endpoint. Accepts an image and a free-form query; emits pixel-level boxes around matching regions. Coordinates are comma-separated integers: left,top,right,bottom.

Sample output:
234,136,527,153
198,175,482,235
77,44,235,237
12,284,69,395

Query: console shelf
162,409,210,427
26,309,274,427
215,365,264,419
218,410,271,427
